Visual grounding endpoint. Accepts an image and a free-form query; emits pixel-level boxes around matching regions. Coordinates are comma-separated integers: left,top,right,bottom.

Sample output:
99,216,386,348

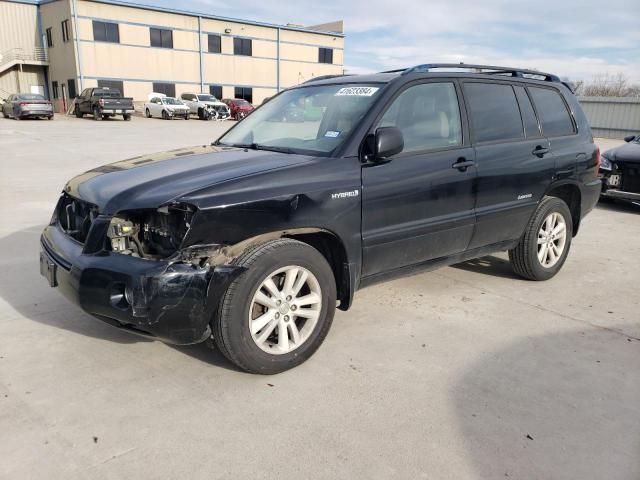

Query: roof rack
302,74,352,84
380,63,561,83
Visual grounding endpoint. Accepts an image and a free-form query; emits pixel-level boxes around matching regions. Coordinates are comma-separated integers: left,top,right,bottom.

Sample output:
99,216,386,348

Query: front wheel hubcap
537,212,567,268
249,265,322,355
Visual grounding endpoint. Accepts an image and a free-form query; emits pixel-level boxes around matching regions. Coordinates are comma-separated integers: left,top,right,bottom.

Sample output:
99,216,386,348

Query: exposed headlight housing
107,203,196,259
600,155,613,171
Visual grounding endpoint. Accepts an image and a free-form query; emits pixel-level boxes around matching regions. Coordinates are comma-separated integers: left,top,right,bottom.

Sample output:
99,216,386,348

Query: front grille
57,193,99,244
621,165,640,193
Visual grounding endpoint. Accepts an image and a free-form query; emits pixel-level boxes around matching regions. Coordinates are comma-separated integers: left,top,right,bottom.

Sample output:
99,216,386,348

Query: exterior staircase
0,47,49,75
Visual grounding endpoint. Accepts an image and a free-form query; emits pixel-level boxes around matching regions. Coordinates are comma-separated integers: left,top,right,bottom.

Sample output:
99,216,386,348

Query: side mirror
373,127,404,161
624,135,636,143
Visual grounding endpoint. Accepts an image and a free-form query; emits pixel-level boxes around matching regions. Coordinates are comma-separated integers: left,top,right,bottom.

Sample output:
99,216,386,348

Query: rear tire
123,113,131,121
213,239,337,374
93,107,101,120
509,196,573,281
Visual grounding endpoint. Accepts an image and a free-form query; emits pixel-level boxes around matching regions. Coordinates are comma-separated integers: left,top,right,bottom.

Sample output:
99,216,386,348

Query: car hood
64,145,314,214
604,141,640,164
201,101,227,108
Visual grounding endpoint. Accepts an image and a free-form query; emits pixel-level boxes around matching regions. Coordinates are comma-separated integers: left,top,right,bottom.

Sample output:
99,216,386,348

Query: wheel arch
203,228,356,311
544,182,582,236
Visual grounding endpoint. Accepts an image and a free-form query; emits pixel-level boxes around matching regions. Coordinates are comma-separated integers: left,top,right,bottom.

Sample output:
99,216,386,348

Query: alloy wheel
248,265,322,355
537,212,567,268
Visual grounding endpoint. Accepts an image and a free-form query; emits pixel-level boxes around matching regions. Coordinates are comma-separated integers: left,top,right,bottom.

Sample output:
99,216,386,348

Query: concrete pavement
1,115,638,479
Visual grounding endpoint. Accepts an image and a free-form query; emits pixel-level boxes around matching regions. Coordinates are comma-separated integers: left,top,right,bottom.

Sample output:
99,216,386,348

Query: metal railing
0,47,48,72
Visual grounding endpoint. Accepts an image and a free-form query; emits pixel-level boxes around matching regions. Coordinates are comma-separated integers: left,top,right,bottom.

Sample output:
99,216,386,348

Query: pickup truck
73,87,134,121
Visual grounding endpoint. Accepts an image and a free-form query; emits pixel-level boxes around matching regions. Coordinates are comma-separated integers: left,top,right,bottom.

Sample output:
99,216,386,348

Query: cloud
151,0,640,82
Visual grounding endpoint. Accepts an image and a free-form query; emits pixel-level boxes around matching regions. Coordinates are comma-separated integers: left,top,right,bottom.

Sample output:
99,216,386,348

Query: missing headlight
108,203,195,259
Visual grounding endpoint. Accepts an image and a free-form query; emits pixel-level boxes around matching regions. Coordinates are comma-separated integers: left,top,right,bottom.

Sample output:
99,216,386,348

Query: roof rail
302,74,352,84
380,63,561,83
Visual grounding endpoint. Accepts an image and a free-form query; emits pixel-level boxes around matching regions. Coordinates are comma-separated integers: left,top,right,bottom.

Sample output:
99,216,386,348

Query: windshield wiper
214,142,294,154
254,144,295,154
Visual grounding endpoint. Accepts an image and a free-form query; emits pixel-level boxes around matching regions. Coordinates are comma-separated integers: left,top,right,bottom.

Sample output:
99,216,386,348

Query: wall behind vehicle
0,1,47,98
40,0,79,112
578,96,640,139
69,0,343,105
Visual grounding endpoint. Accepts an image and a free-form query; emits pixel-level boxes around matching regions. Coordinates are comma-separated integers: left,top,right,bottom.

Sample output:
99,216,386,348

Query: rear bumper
581,178,602,217
40,223,243,344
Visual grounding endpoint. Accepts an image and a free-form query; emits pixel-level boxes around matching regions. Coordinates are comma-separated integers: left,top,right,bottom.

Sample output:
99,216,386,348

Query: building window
61,19,70,43
150,28,173,48
93,21,120,43
318,48,333,64
209,85,223,99
234,87,253,103
97,79,124,95
45,28,53,48
51,81,59,99
233,37,252,56
152,82,176,97
67,79,77,99
208,34,221,54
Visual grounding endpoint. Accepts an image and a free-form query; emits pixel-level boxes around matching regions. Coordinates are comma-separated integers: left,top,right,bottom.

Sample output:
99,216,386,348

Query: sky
148,0,639,83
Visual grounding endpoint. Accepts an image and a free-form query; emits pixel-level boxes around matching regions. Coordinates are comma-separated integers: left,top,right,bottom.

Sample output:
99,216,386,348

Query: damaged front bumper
40,222,243,345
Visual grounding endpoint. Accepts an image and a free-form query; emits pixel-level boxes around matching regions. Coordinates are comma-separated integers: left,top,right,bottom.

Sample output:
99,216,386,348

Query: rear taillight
595,146,601,175
99,98,105,107
19,102,28,106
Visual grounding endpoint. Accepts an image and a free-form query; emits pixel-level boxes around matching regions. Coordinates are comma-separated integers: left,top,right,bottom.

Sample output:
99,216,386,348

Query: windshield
163,97,182,105
218,84,383,156
17,94,45,101
197,95,218,102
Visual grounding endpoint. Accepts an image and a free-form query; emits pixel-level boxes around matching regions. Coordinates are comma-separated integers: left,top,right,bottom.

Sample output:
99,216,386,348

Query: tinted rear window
17,94,45,101
514,86,541,138
93,89,121,98
464,83,523,142
528,87,575,137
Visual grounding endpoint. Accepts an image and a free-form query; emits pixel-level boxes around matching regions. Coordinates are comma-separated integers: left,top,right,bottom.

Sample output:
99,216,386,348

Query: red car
222,98,254,120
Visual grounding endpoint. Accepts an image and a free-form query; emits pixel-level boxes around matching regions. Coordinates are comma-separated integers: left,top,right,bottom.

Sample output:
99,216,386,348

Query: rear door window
514,86,541,138
528,87,575,137
464,82,523,143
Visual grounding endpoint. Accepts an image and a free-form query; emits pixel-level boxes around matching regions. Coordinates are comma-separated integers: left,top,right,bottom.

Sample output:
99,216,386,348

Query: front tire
509,196,573,281
145,108,151,118
74,105,83,118
213,239,337,374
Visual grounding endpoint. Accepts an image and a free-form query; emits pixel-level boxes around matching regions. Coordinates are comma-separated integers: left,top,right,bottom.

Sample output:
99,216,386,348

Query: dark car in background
600,134,640,205
222,98,255,120
40,63,601,374
73,87,135,121
1,93,53,120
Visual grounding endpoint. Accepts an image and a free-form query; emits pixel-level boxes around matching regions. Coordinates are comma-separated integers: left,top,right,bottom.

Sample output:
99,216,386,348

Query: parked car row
2,87,255,122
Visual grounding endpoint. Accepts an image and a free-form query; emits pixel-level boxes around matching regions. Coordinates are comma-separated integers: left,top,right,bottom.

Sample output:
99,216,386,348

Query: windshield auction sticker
335,87,380,96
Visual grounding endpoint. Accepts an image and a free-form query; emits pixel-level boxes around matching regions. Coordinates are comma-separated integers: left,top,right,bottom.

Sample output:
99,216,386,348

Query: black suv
40,64,601,374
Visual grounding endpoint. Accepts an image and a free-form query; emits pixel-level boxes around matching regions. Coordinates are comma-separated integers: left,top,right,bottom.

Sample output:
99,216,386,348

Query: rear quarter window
464,82,523,143
528,87,575,137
